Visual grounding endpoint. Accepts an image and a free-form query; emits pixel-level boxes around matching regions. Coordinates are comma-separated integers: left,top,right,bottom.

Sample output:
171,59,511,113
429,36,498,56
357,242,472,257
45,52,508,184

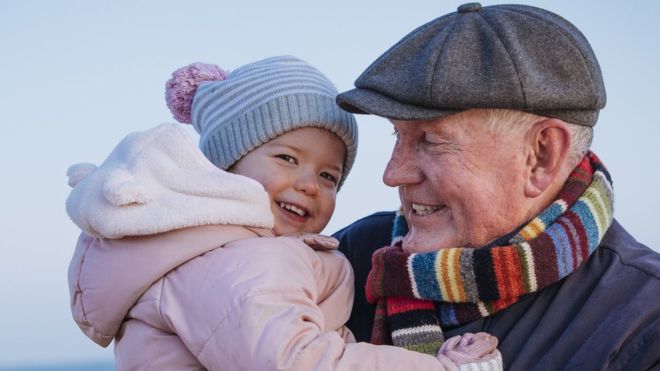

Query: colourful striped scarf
365,152,614,355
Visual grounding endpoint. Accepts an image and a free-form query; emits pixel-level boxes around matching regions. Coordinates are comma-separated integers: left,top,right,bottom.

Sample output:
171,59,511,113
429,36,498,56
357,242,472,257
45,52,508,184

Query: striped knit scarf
365,152,614,355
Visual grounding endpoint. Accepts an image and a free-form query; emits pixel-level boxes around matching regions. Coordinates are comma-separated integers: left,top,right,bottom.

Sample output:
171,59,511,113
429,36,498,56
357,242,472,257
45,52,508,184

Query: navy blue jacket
335,212,660,370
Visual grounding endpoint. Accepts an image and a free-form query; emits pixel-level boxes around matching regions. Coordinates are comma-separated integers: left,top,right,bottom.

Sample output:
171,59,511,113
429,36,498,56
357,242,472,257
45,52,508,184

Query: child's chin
273,224,301,236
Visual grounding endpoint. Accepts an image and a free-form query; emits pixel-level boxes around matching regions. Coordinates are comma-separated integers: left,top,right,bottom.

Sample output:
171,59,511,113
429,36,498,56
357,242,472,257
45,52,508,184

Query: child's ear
524,118,572,198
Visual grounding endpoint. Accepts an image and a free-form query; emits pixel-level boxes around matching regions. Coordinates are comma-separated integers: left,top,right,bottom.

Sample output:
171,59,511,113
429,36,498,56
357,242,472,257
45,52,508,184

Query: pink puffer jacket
69,224,449,370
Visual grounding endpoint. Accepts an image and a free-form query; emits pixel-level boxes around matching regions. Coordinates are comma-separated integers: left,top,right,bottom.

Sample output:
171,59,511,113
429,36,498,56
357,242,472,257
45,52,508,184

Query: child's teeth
279,202,306,216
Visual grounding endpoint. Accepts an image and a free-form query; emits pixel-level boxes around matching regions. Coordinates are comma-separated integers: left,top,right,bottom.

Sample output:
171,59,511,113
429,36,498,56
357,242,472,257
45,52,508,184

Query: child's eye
275,154,297,164
320,172,338,185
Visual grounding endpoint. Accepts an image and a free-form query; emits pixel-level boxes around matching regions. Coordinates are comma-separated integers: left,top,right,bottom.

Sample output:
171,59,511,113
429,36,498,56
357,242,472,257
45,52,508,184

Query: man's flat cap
337,3,606,126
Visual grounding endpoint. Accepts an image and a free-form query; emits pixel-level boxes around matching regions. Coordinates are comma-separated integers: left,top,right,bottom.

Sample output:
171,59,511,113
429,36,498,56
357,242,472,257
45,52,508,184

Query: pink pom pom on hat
165,63,228,124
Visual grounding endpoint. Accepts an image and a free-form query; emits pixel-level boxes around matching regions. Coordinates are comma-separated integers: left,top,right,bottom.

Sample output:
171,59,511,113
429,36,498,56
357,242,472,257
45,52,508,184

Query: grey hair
482,109,593,166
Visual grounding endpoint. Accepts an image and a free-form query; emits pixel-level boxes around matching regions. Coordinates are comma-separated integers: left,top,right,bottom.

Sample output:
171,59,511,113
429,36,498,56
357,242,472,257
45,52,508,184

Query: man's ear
524,118,571,198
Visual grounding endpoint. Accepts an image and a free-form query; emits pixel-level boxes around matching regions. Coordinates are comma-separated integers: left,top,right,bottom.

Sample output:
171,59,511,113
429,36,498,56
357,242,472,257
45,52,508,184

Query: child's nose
293,170,319,196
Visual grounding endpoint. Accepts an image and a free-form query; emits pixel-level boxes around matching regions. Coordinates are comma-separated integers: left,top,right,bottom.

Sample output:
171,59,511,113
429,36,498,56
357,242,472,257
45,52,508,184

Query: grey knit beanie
166,55,358,188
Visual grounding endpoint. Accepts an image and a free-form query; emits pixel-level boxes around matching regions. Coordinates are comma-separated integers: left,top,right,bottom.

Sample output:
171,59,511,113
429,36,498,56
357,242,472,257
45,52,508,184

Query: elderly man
334,3,660,370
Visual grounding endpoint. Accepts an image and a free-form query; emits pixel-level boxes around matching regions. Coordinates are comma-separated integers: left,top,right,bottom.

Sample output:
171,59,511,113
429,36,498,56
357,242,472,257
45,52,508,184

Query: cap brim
336,88,462,121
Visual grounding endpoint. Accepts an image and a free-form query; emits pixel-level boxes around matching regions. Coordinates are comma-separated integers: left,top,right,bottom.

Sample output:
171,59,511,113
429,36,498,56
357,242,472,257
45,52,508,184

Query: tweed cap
337,3,606,127
168,56,358,188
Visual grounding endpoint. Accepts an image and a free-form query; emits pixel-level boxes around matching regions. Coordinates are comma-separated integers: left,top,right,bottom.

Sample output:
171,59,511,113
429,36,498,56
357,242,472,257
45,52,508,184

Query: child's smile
231,127,346,235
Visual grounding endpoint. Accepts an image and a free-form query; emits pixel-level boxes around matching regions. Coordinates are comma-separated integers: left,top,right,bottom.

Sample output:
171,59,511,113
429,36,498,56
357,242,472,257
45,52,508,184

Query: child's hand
284,233,339,251
437,332,502,371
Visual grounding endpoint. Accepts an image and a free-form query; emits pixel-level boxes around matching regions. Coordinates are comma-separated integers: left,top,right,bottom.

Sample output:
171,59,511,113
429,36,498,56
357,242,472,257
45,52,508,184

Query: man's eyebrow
422,124,451,137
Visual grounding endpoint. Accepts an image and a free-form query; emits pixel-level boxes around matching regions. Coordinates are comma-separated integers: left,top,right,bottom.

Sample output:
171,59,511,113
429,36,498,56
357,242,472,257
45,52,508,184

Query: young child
66,56,501,370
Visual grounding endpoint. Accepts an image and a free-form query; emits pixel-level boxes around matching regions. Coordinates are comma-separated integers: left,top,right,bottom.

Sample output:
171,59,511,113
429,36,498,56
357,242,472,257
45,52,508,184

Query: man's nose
382,143,423,187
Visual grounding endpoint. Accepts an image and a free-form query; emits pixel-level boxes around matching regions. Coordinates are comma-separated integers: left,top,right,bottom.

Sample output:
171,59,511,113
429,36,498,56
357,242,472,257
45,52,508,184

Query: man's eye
320,172,338,184
275,154,297,164
392,129,399,138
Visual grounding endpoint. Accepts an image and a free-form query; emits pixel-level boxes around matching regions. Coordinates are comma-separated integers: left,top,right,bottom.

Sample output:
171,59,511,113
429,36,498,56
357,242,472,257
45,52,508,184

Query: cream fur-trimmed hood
65,123,274,239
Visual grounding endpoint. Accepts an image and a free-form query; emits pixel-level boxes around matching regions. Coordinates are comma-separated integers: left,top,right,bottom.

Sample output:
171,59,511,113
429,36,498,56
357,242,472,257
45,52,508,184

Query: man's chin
402,231,451,253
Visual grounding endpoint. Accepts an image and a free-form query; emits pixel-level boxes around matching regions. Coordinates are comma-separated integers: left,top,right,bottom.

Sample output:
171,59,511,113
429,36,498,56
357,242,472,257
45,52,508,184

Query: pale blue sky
1,0,659,367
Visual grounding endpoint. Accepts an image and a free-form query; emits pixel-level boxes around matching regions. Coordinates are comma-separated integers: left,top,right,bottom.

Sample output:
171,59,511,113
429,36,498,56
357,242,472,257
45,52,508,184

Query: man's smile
411,202,444,216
